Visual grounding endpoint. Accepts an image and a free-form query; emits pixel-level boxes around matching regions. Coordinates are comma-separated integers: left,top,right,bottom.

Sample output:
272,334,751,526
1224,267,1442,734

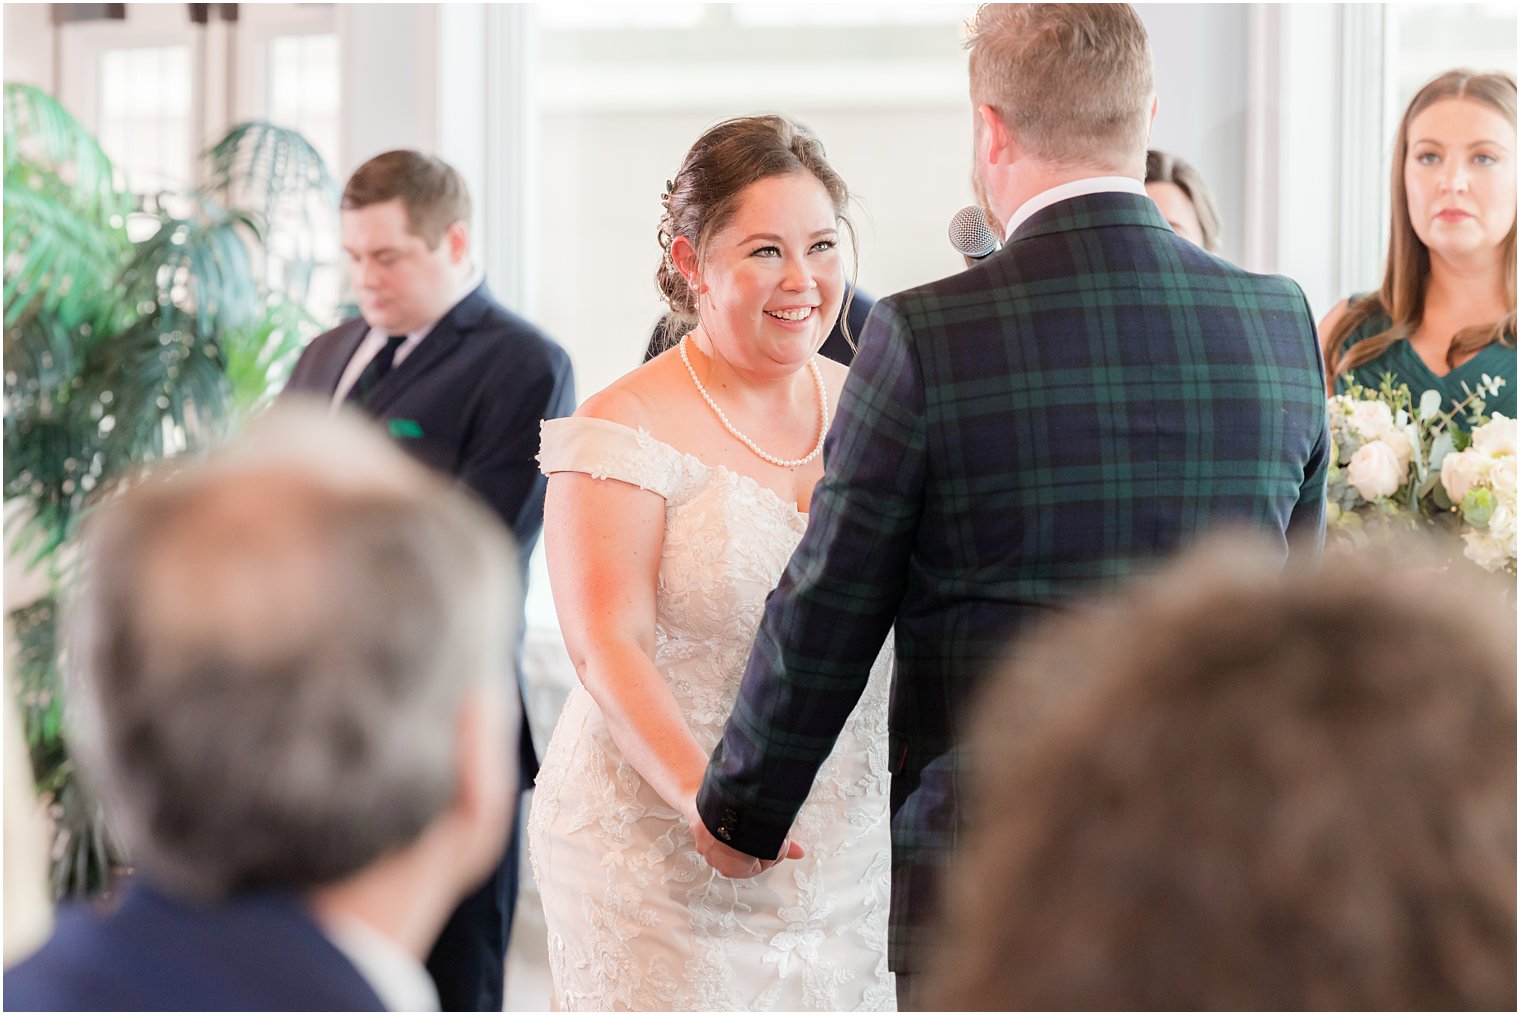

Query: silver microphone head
948,205,1000,260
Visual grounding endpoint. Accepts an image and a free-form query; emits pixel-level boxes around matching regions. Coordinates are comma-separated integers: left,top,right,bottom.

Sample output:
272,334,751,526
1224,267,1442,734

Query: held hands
687,802,805,879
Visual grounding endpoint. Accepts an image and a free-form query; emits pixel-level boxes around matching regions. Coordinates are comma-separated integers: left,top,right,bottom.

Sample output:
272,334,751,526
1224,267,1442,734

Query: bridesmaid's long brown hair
1323,70,1517,383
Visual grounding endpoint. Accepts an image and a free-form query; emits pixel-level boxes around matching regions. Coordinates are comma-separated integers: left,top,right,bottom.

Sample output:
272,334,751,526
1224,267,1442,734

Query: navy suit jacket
4,882,384,1011
284,281,575,782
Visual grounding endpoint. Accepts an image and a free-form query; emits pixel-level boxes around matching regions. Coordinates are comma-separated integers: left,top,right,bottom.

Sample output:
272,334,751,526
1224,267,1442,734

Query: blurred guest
1321,70,1516,424
4,405,520,1011
283,150,575,1009
926,535,1516,1011
1145,148,1223,252
644,283,875,366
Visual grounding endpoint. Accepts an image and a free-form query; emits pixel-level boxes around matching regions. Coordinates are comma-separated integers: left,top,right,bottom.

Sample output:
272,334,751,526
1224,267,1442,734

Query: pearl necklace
680,333,829,469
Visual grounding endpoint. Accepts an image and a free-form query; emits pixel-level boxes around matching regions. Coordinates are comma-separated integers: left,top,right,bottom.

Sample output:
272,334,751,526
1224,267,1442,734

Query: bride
528,116,895,1011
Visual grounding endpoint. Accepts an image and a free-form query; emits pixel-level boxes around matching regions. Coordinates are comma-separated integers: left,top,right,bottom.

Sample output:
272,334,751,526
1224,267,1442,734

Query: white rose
1462,526,1513,573
1346,400,1396,441
1441,449,1490,503
1471,413,1516,458
1347,440,1403,501
1488,503,1517,551
1384,428,1415,471
1489,456,1517,500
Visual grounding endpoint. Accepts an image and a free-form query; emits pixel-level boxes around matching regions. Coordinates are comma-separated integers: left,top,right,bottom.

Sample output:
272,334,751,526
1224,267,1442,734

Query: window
266,33,341,175
96,44,192,192
1386,3,1516,117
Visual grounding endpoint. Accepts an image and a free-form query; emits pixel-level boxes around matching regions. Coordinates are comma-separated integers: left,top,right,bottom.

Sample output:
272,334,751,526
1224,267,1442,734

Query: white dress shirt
320,909,440,1012
1003,175,1147,242
332,265,486,406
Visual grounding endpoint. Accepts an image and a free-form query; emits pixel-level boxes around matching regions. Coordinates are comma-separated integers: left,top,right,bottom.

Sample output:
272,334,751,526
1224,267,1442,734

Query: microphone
948,205,1001,267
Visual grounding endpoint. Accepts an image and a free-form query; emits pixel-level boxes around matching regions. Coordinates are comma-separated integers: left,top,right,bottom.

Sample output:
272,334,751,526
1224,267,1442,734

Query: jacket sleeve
1288,286,1329,558
459,338,577,571
280,326,344,397
696,298,926,858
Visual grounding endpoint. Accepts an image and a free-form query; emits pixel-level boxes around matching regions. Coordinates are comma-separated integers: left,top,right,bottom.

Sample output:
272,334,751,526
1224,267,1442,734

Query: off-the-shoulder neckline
545,416,810,521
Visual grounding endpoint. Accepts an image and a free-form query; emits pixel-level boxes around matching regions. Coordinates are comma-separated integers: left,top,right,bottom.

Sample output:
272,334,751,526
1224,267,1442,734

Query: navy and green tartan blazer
697,190,1330,971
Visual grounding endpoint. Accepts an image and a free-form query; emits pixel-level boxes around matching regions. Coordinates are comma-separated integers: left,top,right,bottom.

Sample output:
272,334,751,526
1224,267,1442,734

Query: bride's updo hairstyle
655,115,857,348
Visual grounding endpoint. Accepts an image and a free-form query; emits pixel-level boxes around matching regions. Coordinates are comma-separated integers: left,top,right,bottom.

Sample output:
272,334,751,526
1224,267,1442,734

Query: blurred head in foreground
926,534,1516,1010
71,400,519,912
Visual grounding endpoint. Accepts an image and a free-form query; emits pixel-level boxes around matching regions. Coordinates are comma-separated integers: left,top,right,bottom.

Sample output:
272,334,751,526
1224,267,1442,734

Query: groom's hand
692,814,805,878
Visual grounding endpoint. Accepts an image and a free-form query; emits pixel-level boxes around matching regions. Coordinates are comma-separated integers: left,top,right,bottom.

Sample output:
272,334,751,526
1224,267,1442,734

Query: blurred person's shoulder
5,883,384,1011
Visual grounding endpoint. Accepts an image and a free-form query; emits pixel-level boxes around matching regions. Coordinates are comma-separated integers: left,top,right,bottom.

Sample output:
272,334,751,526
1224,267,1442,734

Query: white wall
1,4,55,90
1139,3,1251,265
531,5,1258,404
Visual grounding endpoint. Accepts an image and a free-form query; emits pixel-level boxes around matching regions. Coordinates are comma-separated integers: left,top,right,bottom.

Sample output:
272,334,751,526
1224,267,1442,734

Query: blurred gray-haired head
68,399,519,899
927,532,1516,1010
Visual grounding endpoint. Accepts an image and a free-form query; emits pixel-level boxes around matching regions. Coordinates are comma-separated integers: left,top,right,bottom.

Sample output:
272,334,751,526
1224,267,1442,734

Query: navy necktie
346,334,407,404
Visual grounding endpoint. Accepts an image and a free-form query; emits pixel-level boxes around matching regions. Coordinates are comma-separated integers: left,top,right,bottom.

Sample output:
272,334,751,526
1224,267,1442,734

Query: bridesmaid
1320,70,1516,425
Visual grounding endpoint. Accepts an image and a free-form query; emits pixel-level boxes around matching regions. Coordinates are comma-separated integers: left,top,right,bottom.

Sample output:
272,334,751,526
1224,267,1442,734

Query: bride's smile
676,170,845,376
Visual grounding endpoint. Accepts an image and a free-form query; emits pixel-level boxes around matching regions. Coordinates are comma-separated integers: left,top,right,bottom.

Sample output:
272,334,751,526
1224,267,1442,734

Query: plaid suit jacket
696,191,1329,971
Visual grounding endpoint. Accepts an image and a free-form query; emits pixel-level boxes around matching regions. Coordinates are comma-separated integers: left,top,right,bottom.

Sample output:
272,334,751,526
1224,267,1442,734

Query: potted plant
3,82,337,897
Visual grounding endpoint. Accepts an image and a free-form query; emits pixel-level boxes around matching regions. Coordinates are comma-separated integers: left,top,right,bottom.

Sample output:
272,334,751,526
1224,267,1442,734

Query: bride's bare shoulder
575,350,690,434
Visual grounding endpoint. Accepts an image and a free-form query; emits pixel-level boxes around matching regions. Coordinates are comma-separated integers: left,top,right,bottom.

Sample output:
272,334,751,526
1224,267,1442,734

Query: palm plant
3,83,337,897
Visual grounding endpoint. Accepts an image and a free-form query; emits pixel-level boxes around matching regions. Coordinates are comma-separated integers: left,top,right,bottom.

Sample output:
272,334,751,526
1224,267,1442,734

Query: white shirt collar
400,263,484,344
1003,176,1147,241
319,909,440,1012
332,265,485,405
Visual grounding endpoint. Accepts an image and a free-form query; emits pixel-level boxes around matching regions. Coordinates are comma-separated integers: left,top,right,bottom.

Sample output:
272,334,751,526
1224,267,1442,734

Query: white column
482,4,536,315
0,4,57,92
336,3,528,308
336,4,440,173
1245,3,1388,320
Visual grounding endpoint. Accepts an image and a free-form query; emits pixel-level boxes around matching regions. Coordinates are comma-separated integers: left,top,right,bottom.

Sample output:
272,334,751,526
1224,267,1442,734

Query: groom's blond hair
966,4,1154,172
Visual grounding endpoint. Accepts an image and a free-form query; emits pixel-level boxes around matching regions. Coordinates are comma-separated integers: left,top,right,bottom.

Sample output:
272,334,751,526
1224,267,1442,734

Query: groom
693,2,1329,1003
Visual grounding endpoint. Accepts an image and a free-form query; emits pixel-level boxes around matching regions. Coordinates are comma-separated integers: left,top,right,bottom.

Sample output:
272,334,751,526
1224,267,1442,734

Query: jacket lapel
320,319,370,394
361,282,492,415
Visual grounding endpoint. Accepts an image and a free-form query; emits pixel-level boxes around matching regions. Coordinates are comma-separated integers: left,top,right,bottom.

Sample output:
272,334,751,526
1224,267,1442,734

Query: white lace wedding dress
528,417,895,1012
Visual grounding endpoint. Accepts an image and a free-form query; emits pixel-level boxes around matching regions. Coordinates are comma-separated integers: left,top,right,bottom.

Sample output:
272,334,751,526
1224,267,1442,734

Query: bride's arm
543,469,709,822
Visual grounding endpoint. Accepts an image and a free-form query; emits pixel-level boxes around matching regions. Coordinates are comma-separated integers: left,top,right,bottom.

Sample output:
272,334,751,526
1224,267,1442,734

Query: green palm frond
205,120,337,220
4,83,130,224
122,208,261,339
223,297,318,420
87,302,227,464
4,88,334,900
3,178,128,329
204,121,337,305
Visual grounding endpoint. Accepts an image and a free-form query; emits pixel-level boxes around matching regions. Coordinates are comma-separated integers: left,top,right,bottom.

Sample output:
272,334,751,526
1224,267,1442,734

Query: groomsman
284,151,575,1010
694,3,1328,1006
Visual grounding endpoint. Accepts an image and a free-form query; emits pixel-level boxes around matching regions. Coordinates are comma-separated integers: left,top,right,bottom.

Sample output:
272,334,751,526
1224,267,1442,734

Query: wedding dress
528,417,896,1012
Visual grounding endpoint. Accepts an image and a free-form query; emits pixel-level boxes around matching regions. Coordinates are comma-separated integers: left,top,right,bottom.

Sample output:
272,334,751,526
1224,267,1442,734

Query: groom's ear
976,103,1017,166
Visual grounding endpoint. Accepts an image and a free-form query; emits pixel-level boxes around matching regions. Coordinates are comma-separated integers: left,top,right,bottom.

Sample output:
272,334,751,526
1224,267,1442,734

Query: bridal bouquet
1438,413,1516,573
1326,372,1514,573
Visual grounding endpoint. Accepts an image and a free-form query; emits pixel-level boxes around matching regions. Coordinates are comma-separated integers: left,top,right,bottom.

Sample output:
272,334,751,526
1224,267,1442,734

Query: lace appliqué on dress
529,416,895,1012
